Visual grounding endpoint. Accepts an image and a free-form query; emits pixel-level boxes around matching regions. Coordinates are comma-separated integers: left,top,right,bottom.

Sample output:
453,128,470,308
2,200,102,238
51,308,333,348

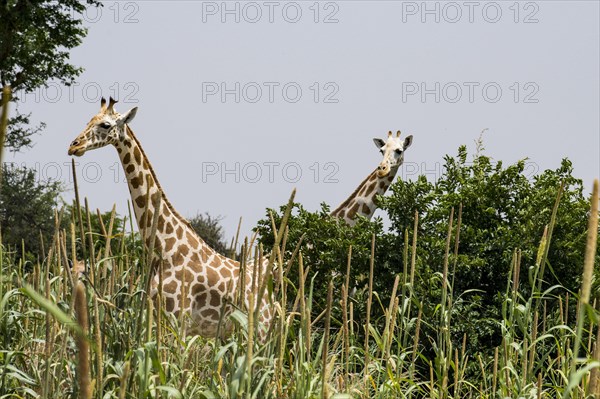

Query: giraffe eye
99,122,112,129
394,149,402,155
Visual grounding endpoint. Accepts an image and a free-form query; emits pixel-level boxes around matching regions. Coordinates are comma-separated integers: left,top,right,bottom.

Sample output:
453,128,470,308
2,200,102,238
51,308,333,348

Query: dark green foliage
255,203,386,324
258,146,597,356
0,164,63,259
188,212,229,256
0,0,101,151
4,112,45,152
380,147,595,352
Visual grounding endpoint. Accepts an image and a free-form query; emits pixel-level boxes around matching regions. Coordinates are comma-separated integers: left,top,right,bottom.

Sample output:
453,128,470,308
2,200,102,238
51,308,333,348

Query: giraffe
330,130,413,226
67,98,272,338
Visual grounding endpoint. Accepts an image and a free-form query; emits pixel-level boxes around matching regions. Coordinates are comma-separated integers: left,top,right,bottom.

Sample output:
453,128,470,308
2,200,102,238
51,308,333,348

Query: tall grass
0,85,11,182
0,179,598,398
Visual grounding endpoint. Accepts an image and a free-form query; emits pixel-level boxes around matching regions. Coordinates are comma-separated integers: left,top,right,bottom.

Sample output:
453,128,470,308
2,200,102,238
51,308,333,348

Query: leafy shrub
0,164,63,260
258,146,598,357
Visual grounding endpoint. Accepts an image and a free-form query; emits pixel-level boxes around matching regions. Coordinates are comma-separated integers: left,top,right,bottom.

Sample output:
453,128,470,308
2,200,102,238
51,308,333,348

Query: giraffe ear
373,138,386,149
403,135,413,150
116,107,138,126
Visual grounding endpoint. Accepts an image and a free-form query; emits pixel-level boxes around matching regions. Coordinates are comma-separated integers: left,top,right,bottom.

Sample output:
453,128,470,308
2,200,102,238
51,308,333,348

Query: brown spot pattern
210,257,222,268
164,237,176,252
135,195,147,209
201,308,219,320
347,203,360,220
164,280,178,294
178,245,189,256
210,291,221,307
134,147,142,164
191,283,203,296
207,268,219,286
186,232,199,248
219,268,231,278
131,171,144,189
166,297,175,312
364,182,376,197
172,252,185,266
196,293,208,309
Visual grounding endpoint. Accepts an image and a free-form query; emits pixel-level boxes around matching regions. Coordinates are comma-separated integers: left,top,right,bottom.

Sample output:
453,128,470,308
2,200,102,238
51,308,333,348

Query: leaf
198,390,217,399
20,284,82,336
153,386,184,399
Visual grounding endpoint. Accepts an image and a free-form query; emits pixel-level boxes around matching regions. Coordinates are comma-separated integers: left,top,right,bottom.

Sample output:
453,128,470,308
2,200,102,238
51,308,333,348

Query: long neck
115,126,206,254
331,166,398,225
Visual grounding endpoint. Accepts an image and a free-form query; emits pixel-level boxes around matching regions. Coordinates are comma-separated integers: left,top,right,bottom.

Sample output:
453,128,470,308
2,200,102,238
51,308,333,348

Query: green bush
381,147,596,353
255,202,385,324
258,146,598,357
0,164,63,260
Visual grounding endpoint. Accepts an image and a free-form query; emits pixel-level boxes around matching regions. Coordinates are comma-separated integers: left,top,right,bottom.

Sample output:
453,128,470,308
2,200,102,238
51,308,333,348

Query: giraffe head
373,131,413,177
68,97,138,156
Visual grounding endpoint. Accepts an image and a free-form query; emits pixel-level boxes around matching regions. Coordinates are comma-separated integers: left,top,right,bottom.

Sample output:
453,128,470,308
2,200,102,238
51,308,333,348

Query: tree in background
380,147,595,352
257,145,598,356
0,0,101,150
188,212,229,256
0,164,62,258
0,0,101,259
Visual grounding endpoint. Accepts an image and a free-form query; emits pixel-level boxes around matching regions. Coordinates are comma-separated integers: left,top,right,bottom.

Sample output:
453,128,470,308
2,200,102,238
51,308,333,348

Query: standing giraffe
330,131,413,226
67,98,272,338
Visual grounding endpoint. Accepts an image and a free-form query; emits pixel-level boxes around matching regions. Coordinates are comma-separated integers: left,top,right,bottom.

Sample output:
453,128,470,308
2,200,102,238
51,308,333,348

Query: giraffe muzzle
377,164,390,177
68,146,86,157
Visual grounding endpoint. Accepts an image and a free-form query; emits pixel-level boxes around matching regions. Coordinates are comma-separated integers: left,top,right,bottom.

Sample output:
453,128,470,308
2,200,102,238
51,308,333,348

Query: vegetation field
0,3,598,397
0,146,599,398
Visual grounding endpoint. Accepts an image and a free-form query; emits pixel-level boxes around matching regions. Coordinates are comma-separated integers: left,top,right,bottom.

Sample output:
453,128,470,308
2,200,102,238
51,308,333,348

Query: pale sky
9,1,600,240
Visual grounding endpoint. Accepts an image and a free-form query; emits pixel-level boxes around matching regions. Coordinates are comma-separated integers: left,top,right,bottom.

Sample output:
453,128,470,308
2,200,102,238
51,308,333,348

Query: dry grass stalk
589,323,600,396
536,183,563,312
74,281,92,399
43,265,53,397
364,233,376,381
341,282,349,388
572,179,599,396
0,85,11,182
492,347,499,395
118,361,130,399
410,210,419,287
580,179,599,309
71,160,87,260
321,280,333,399
384,275,400,358
529,311,539,379
450,203,463,284
410,304,423,379
231,216,242,259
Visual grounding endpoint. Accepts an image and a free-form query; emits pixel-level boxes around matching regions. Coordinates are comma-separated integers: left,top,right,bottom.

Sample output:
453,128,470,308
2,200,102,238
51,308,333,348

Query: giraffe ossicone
330,130,413,226
68,98,273,339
